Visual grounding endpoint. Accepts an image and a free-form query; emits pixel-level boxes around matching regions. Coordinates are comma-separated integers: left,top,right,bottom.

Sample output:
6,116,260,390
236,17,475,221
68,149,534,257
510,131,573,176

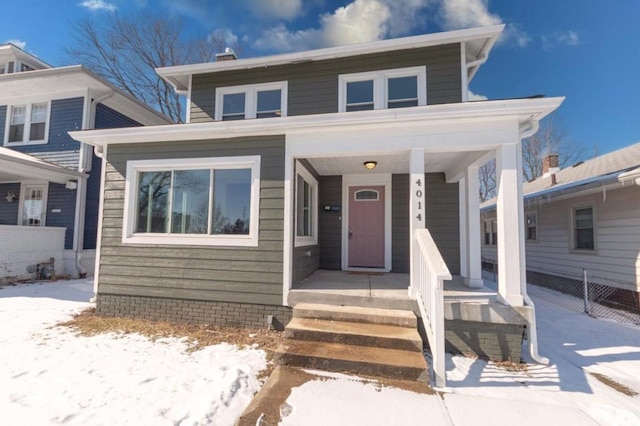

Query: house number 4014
415,178,423,222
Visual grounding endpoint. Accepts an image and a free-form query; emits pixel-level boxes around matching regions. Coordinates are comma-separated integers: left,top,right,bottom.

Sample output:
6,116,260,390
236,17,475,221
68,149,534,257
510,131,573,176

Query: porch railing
412,228,451,388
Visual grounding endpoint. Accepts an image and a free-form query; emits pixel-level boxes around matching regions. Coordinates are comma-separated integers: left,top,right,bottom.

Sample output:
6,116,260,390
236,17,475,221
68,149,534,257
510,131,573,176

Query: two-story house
0,43,170,282
70,25,564,385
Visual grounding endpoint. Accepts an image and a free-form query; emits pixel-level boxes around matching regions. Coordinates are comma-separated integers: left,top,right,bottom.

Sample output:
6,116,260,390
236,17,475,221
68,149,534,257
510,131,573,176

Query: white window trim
123,155,261,247
17,181,49,227
571,204,597,252
4,101,51,146
294,161,318,247
482,219,497,246
214,81,288,121
338,66,427,113
525,211,538,242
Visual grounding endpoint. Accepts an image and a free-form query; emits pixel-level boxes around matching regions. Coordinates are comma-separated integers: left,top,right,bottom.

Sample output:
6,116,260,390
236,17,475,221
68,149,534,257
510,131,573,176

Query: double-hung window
124,156,261,247
295,162,318,246
573,206,595,250
526,212,538,241
5,102,49,145
483,219,497,246
339,66,426,112
215,82,287,121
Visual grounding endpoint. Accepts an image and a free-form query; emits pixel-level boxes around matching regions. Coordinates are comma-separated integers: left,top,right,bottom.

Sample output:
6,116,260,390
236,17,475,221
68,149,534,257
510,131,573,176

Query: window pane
8,124,24,142
346,104,374,112
257,89,281,118
171,170,210,234
29,123,45,140
346,80,374,105
388,99,419,109
222,93,245,119
136,171,171,233
31,103,47,122
576,229,594,249
388,76,417,101
296,176,305,236
575,208,593,228
355,190,378,200
212,168,251,235
11,106,26,124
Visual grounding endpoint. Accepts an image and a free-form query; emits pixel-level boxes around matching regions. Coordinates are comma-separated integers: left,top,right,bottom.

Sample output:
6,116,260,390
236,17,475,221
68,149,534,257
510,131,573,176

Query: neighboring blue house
0,43,170,282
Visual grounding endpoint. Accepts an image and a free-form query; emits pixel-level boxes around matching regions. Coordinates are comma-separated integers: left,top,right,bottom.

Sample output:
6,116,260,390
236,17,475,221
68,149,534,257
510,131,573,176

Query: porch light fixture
5,191,16,203
363,161,377,170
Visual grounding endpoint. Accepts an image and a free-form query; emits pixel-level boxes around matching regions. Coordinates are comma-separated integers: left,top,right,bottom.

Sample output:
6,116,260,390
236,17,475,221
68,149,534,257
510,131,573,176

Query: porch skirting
96,294,292,330
443,319,525,362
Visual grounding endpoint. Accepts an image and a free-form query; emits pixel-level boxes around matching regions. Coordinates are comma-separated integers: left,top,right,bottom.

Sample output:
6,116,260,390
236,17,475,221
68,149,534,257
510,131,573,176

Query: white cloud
254,0,432,52
438,0,530,47
4,39,26,49
80,0,117,12
468,90,488,101
249,0,304,21
542,30,580,50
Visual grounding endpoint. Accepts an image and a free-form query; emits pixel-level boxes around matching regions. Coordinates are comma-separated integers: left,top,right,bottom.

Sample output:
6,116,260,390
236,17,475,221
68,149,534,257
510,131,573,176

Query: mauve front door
348,186,384,268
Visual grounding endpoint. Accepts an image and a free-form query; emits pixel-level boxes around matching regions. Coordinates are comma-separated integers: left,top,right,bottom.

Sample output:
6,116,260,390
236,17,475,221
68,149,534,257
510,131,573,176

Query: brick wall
97,294,292,330
444,319,525,362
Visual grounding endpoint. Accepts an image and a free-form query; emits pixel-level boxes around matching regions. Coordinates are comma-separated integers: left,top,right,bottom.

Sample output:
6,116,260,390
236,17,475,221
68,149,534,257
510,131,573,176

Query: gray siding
482,185,640,292
191,44,462,122
318,176,342,270
99,135,286,306
0,183,20,225
392,174,410,272
293,245,319,286
46,183,77,249
392,173,460,274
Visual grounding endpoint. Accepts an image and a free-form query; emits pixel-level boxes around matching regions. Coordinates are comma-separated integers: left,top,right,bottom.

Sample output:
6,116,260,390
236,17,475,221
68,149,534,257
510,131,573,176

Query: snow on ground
281,284,640,426
0,279,267,426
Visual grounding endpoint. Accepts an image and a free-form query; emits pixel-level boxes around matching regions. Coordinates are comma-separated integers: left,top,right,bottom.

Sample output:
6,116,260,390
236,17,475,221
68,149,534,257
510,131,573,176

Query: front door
348,186,384,268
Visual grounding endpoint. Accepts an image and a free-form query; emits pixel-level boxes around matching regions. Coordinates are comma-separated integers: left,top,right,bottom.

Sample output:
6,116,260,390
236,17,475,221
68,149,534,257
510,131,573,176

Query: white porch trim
341,174,392,272
496,143,525,306
464,165,483,288
283,148,295,305
458,177,468,278
408,148,426,297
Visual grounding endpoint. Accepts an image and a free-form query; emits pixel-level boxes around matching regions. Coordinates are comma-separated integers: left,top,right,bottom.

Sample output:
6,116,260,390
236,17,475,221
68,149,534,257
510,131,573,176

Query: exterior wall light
363,161,377,170
5,191,16,203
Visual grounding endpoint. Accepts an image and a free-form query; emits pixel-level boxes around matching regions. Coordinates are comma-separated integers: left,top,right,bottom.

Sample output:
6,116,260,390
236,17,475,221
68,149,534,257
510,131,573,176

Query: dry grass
58,308,284,377
491,359,529,372
588,372,639,397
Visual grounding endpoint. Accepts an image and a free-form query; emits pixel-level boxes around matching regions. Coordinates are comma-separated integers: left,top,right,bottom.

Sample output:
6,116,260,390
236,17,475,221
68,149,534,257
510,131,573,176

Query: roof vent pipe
215,47,237,61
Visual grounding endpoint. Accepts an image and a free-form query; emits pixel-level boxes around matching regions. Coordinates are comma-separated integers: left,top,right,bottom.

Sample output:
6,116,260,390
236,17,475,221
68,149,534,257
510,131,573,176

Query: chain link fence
482,259,640,326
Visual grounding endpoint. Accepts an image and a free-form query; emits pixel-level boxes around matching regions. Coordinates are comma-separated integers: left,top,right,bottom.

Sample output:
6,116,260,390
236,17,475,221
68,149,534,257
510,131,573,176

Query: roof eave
156,25,506,92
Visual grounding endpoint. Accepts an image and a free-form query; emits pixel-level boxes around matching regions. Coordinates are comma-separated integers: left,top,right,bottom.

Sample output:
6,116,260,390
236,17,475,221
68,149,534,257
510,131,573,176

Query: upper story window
215,82,288,121
4,102,50,145
339,66,426,113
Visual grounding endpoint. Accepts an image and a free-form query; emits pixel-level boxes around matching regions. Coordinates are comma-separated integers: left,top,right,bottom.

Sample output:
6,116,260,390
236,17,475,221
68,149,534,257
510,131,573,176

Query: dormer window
339,66,426,113
215,82,288,121
4,102,49,145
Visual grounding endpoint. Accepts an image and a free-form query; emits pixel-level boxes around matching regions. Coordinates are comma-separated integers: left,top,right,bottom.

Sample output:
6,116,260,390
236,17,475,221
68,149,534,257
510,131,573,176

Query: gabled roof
0,43,51,70
0,65,172,126
524,142,640,196
157,25,504,92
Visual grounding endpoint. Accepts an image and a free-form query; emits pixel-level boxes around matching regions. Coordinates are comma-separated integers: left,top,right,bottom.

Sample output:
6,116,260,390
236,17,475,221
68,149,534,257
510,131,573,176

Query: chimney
215,47,237,61
542,154,559,178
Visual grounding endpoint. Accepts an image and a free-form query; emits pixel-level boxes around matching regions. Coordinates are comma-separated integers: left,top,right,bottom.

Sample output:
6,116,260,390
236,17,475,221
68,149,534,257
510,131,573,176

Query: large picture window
124,156,260,246
5,102,49,145
339,67,426,113
295,162,318,247
215,82,287,121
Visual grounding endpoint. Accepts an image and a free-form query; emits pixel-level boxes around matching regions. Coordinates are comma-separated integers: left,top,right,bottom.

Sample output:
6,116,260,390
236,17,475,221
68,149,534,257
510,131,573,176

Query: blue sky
2,0,639,156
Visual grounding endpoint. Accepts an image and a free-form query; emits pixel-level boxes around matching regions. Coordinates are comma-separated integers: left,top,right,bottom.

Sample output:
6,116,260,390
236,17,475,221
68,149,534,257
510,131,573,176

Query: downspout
74,91,114,283
518,117,549,365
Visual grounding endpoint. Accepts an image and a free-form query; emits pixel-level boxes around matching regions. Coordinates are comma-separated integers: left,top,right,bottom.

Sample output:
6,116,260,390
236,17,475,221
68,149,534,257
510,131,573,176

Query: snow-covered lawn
0,279,266,425
2,279,639,425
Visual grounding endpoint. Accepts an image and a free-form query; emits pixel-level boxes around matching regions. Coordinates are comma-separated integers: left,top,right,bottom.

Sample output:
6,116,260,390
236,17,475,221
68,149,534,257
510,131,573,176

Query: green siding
191,44,462,122
99,135,285,306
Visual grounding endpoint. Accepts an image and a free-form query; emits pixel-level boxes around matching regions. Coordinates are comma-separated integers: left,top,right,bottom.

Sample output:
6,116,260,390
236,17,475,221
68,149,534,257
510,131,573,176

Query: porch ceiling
307,151,486,176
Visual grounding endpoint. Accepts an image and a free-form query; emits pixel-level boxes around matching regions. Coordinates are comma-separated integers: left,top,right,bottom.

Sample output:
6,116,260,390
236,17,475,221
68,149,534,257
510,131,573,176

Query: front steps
275,303,429,382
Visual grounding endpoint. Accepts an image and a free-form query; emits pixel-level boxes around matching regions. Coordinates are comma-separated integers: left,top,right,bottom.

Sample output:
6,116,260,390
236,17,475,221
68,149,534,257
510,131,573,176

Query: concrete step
293,302,418,328
285,317,423,352
288,290,418,312
275,339,429,382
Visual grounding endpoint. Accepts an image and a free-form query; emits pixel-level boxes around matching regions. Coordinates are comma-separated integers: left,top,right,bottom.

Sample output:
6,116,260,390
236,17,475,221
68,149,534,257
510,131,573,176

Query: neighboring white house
482,144,640,312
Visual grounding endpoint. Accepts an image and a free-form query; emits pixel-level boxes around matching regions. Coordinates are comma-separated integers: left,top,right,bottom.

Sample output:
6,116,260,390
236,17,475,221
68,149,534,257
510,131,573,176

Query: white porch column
408,148,426,298
459,177,468,279
496,143,525,306
464,166,483,288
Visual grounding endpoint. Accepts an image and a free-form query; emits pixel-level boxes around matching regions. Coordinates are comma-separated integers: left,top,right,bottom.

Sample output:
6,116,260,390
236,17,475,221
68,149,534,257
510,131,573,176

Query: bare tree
67,13,238,123
478,116,587,202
